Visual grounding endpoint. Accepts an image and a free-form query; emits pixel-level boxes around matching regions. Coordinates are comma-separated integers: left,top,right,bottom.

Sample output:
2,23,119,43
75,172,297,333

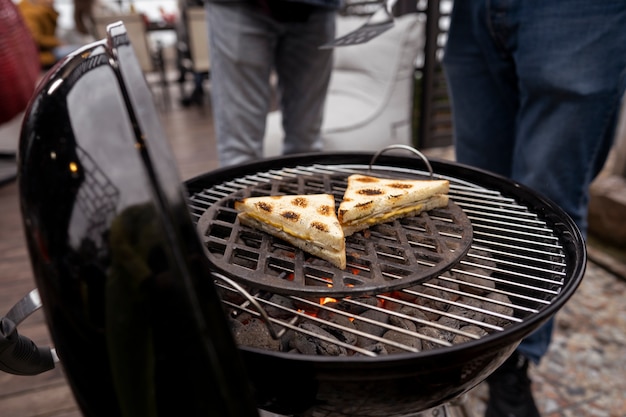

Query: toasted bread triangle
234,194,346,269
338,174,450,236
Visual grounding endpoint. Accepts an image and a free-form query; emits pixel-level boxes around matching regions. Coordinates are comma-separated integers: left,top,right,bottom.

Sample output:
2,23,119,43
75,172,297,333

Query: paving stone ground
461,258,626,417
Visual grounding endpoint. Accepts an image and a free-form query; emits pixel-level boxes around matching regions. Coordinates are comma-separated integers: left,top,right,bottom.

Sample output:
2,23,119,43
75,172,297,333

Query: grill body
240,342,518,416
184,153,585,415
15,23,586,417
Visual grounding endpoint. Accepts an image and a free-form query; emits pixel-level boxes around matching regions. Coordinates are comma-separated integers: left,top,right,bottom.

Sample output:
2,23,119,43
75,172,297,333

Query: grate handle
369,144,434,179
215,274,287,340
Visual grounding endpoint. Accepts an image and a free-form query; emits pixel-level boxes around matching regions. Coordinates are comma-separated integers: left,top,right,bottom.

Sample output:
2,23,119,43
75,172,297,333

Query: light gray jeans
206,2,336,167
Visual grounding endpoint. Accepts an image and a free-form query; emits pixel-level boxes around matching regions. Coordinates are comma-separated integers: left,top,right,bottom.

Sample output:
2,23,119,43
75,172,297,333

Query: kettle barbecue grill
0,23,586,417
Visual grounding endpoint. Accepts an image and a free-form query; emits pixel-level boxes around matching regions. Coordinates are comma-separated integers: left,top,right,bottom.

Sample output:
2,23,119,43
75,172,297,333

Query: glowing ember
320,297,337,305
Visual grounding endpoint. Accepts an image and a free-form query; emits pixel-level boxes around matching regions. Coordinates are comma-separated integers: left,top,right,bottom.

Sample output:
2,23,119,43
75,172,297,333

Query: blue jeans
206,2,336,167
442,0,626,363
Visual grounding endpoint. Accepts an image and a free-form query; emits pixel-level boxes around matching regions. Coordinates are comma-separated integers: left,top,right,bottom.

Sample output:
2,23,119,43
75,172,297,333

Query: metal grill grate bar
188,163,570,357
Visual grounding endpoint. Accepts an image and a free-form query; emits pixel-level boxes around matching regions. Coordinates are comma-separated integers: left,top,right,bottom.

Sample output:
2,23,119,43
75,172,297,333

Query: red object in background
0,0,40,125
140,12,149,26
159,6,177,24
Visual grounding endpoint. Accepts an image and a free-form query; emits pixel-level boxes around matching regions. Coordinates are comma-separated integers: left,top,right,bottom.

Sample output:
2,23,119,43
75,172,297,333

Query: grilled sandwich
338,174,450,236
234,194,346,269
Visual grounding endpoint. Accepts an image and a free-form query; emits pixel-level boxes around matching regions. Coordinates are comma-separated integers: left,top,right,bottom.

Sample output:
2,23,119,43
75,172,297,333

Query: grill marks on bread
281,210,300,222
251,197,335,230
234,194,346,269
338,174,450,236
233,175,449,268
338,177,425,221
316,204,333,216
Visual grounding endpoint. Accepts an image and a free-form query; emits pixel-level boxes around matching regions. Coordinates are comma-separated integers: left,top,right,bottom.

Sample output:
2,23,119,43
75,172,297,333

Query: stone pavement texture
460,259,626,417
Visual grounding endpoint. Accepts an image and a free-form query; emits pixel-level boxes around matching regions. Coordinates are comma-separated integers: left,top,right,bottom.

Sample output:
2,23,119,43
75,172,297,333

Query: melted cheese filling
243,213,342,253
343,201,427,226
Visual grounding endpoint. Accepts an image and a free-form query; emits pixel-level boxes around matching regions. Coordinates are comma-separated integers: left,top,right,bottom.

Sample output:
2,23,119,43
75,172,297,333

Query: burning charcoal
336,296,379,315
277,329,296,352
388,313,416,331
383,301,431,326
390,289,418,303
382,329,422,354
290,322,347,356
311,300,339,318
291,298,319,312
216,283,250,304
447,297,487,324
483,292,515,327
448,248,497,295
356,342,388,356
265,294,298,320
452,325,488,344
456,273,496,295
413,286,454,321
426,277,461,293
231,311,253,322
397,305,430,323
417,326,449,351
436,315,462,342
317,312,358,347
381,298,404,312
354,309,389,347
231,317,281,351
383,318,421,354
316,301,341,316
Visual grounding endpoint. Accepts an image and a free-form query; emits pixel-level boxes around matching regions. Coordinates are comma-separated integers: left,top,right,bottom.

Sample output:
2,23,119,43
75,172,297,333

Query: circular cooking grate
197,171,473,297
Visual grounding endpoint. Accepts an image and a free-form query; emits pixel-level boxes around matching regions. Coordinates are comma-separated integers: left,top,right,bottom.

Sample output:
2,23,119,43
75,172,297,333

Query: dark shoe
180,87,204,107
485,352,540,417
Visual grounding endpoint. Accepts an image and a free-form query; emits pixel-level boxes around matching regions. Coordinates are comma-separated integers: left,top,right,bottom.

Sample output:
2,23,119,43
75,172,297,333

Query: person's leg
442,0,519,177
181,71,206,107
509,0,626,366
445,1,626,416
207,3,275,167
506,0,626,364
443,4,544,414
510,0,626,237
444,5,542,410
446,0,626,363
274,8,335,155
